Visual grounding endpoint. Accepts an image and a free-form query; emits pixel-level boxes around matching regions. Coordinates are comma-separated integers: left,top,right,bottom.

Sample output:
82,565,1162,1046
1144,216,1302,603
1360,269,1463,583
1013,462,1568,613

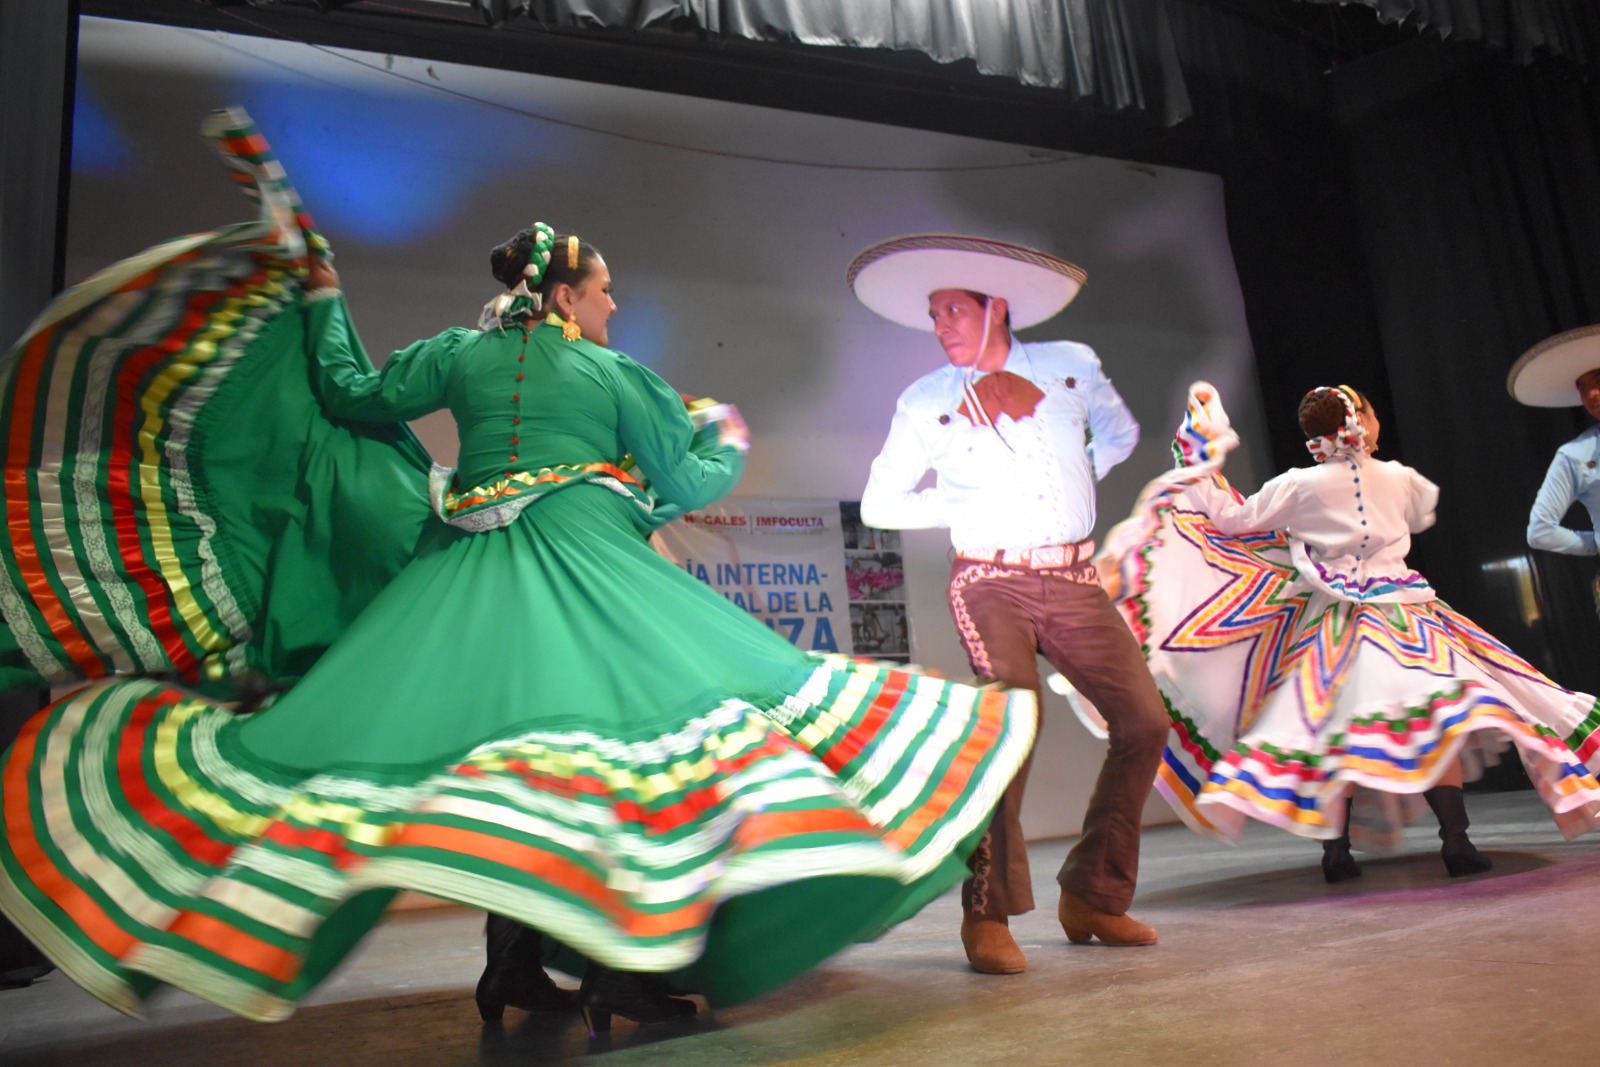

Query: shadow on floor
1136,848,1552,909
6,967,904,1067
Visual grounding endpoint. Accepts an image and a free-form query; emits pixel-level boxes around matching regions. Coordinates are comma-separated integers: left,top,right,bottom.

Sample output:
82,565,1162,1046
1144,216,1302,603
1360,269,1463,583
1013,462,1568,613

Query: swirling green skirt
2,486,1034,1020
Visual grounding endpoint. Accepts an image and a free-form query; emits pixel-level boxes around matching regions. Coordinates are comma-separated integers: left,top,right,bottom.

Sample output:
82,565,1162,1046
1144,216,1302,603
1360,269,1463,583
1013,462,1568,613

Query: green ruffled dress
0,111,1036,1023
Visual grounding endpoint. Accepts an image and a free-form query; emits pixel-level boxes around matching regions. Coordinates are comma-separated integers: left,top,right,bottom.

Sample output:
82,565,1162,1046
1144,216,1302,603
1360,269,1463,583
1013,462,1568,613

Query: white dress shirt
860,340,1140,554
1195,451,1439,603
1527,424,1600,557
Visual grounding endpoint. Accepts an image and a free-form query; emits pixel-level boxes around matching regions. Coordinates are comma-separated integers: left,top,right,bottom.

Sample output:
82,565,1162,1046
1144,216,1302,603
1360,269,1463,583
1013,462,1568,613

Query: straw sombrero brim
846,234,1086,332
1508,325,1600,407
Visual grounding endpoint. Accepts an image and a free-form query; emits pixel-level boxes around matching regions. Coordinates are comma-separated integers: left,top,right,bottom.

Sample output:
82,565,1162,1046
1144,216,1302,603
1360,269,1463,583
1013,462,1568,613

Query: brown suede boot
1058,890,1158,947
960,913,1027,974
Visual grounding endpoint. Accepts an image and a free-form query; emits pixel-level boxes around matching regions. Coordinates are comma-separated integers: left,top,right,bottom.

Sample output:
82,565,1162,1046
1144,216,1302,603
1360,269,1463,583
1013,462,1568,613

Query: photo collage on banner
652,500,910,662
840,502,911,664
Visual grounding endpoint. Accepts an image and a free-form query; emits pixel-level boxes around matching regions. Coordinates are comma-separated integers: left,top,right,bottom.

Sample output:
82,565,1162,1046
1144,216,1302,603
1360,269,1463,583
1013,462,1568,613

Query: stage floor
3,788,1590,1066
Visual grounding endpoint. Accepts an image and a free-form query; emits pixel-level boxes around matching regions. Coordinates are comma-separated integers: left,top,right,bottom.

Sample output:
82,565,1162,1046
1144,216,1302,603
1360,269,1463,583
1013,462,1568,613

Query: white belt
957,540,1095,569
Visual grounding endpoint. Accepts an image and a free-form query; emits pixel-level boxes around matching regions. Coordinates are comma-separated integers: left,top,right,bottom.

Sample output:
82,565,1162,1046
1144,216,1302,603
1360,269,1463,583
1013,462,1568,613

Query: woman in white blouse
1095,384,1600,885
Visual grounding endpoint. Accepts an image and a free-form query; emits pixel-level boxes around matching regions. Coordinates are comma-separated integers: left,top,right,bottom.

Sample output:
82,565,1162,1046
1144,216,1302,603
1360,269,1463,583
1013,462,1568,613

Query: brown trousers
948,557,1168,917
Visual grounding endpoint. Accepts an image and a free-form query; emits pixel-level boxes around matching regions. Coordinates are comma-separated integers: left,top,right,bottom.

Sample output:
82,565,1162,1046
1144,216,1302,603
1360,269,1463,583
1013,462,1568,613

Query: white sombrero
1507,325,1600,407
846,233,1086,332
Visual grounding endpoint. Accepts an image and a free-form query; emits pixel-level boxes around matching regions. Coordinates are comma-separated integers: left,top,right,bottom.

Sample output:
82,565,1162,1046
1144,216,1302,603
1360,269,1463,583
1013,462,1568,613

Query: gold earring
562,313,582,342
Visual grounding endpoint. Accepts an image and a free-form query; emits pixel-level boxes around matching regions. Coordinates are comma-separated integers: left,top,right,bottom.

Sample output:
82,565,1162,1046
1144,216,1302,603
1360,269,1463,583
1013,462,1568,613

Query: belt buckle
1031,545,1066,569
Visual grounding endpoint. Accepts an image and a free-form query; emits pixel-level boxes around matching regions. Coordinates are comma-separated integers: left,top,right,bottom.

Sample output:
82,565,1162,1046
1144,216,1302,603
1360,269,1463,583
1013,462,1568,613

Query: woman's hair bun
489,223,557,289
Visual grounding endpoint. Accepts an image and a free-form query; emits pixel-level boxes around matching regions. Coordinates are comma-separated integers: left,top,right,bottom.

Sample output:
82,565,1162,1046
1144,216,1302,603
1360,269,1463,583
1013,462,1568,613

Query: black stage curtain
1326,39,1600,693
1158,0,1401,480
0,2,74,982
0,0,75,343
1295,0,1600,65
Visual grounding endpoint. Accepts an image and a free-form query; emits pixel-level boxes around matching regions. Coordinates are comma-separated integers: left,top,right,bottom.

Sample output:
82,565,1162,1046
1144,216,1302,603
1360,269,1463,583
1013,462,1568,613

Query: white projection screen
66,16,1271,837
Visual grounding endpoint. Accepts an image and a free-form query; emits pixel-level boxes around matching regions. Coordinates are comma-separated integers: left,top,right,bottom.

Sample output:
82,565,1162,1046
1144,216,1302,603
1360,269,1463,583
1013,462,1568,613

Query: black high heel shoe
475,965,574,1023
1439,836,1494,877
1425,785,1494,878
476,914,575,1023
577,965,696,1036
1321,795,1362,884
1320,836,1363,884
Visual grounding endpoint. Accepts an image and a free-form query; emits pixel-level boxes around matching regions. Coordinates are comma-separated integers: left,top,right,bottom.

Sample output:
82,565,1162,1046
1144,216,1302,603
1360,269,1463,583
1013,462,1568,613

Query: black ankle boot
577,965,696,1036
1424,785,1493,877
1321,795,1362,884
476,914,573,1023
1321,835,1362,883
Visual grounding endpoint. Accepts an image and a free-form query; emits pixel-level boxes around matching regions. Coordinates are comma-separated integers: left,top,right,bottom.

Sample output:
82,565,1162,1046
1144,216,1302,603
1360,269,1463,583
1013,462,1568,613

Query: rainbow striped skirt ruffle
0,656,1033,1021
1097,394,1600,848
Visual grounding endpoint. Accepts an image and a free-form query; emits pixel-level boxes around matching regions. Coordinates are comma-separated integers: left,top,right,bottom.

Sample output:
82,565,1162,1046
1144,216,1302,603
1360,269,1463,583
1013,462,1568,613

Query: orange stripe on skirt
166,909,301,983
730,807,877,852
885,691,1008,848
1,702,139,958
816,672,908,772
3,329,107,676
115,692,235,867
391,823,713,938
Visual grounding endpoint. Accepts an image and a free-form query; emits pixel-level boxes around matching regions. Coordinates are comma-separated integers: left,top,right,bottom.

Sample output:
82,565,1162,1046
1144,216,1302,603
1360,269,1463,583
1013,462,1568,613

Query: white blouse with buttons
1192,451,1440,604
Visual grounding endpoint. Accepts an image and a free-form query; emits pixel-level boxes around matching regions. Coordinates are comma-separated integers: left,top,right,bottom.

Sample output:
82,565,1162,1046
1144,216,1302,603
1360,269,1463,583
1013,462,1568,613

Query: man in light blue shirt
1528,417,1600,559
1509,330,1600,615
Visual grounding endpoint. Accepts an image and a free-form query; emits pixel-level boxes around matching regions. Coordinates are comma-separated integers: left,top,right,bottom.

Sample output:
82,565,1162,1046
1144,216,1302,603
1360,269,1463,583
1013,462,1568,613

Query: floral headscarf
1303,385,1368,463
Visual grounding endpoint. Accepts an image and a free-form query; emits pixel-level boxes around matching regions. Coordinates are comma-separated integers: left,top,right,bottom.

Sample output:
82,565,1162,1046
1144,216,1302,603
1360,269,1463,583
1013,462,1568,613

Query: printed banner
653,498,852,654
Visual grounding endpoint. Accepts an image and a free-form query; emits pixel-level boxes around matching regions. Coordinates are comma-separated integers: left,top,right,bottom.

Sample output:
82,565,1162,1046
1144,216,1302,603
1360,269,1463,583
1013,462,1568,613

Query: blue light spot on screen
70,87,133,175
606,292,670,371
227,79,563,246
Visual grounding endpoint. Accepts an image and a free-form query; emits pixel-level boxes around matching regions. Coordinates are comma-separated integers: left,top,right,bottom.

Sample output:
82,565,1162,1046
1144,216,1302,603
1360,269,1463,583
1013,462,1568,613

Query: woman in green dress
0,114,1036,1033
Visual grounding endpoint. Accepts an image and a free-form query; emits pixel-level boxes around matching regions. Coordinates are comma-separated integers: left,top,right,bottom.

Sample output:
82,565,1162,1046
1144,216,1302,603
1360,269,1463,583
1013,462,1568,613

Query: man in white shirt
849,234,1169,974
